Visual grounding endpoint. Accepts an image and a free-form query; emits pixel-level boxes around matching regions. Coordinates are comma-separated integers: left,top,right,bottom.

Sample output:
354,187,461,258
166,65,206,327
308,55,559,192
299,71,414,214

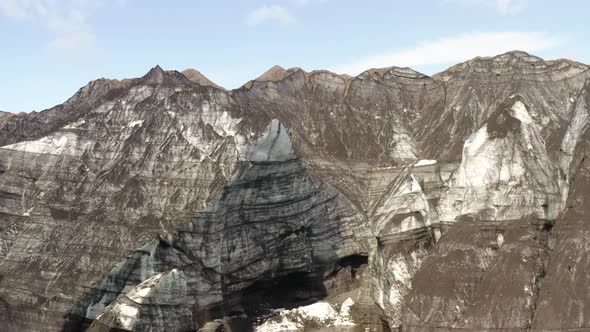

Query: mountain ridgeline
0,51,590,331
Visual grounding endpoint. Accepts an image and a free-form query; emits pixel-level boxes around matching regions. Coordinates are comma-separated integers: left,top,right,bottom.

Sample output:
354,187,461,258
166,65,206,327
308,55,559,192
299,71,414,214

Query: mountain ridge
7,50,587,117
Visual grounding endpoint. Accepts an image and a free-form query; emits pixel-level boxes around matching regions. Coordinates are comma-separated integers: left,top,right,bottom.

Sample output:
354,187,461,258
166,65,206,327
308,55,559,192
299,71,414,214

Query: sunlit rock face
369,170,436,328
1,51,590,331
418,51,589,162
88,269,194,331
438,98,562,224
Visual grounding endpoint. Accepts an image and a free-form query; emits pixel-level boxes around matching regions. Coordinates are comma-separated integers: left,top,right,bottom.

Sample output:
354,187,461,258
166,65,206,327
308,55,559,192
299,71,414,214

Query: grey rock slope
76,120,369,331
0,51,590,331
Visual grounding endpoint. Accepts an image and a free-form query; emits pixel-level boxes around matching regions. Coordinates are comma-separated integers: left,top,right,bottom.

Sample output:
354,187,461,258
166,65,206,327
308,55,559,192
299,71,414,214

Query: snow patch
115,303,139,329
497,233,504,247
22,207,33,217
414,159,437,166
255,298,355,332
335,298,355,326
200,108,240,137
63,118,86,129
464,125,488,153
510,101,533,124
2,132,89,156
128,120,144,128
127,271,165,302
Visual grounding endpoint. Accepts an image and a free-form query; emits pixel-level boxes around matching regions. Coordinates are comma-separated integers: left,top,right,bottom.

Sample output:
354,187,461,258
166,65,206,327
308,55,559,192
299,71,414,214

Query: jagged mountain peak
180,68,224,90
255,65,303,82
240,65,304,89
64,77,127,105
139,65,194,86
307,69,351,80
434,50,589,82
358,66,429,80
243,66,355,89
143,64,165,79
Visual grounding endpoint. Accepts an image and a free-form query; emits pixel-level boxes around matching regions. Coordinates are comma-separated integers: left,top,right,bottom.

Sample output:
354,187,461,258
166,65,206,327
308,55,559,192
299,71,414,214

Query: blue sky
0,0,589,112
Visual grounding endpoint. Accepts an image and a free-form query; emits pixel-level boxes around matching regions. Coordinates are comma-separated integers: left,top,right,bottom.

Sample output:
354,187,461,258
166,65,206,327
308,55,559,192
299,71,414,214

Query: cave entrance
195,254,370,330
240,254,369,318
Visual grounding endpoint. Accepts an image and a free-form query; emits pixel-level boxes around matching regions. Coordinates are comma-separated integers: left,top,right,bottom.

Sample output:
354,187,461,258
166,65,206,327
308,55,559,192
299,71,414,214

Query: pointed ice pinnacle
241,119,297,162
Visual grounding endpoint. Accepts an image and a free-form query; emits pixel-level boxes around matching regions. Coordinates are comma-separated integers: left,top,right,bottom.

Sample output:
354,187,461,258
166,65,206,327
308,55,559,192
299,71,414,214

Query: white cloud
0,0,125,60
443,0,528,15
291,0,329,5
331,31,560,75
246,5,296,26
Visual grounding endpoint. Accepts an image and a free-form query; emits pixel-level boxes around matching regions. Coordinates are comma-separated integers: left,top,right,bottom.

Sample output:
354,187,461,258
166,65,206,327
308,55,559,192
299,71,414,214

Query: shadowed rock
69,120,370,331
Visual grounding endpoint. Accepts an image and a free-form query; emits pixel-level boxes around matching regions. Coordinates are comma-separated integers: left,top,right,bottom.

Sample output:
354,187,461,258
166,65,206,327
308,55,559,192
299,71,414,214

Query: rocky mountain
181,69,224,90
0,51,589,331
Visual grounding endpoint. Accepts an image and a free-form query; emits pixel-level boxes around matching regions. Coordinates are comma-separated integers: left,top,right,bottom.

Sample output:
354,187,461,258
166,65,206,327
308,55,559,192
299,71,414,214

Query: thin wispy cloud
443,0,528,15
331,31,560,75
246,5,296,26
0,0,125,60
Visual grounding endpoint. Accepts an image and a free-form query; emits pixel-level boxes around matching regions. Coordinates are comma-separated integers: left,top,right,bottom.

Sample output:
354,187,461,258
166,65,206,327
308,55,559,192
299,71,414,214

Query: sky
0,0,589,113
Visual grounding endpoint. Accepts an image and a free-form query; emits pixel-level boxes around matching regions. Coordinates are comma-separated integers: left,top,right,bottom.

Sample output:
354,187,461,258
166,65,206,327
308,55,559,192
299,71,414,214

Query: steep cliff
75,120,370,331
530,82,590,330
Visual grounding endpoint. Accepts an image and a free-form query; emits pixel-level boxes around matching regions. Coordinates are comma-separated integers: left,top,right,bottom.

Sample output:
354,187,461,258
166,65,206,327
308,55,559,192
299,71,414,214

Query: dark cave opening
239,254,369,318
195,254,370,330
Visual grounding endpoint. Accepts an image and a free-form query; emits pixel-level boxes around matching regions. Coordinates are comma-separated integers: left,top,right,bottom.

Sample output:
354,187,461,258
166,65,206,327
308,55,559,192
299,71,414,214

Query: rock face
369,169,437,328
1,51,590,331
531,83,590,330
402,218,547,331
0,67,248,331
89,269,194,331
69,120,370,331
438,97,562,224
